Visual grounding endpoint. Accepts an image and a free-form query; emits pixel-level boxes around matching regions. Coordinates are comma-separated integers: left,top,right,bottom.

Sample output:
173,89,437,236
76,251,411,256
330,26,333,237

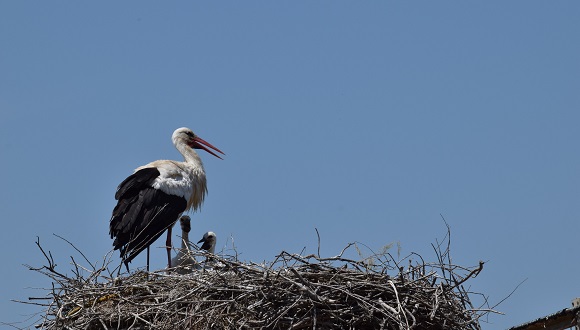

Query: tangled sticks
23,230,494,330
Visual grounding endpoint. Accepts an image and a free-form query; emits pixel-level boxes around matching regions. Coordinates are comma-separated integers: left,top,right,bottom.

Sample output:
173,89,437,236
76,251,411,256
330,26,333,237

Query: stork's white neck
140,135,207,212
175,140,204,167
180,231,190,249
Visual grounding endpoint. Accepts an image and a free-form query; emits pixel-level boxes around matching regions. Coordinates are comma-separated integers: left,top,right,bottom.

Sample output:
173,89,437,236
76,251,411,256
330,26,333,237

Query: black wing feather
109,167,187,265
114,167,160,200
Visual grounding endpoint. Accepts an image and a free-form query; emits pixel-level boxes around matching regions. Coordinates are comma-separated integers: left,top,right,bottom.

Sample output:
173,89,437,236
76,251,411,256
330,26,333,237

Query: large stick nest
21,229,494,330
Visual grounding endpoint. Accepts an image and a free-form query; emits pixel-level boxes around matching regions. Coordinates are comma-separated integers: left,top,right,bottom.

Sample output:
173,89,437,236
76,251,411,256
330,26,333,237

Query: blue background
1,2,578,328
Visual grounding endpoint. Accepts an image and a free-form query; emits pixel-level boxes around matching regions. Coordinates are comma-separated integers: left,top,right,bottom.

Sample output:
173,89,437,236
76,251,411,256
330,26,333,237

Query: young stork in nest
171,216,218,274
198,231,220,269
171,215,197,273
198,231,217,255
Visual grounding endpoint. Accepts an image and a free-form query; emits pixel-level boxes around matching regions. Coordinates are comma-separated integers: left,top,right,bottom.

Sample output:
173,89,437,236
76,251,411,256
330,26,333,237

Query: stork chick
198,231,217,254
170,215,197,274
197,231,220,269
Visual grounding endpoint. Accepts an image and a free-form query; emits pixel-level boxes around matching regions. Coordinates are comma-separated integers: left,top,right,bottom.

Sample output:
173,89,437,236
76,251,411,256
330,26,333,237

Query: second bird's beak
197,236,212,251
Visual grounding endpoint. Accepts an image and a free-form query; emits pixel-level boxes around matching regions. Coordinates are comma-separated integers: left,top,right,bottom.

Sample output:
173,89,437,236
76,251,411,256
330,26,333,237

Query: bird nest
20,230,496,330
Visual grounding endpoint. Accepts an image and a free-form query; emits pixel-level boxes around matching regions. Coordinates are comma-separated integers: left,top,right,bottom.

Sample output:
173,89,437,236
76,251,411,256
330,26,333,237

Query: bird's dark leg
166,226,172,269
146,246,150,272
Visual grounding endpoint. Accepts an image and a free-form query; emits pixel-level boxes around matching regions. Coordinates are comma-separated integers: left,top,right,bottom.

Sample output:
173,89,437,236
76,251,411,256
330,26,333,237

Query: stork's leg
146,246,150,272
166,226,173,269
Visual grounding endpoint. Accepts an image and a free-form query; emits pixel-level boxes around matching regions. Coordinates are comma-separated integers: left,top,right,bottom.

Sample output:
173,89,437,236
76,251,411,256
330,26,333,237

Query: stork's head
172,127,225,159
179,215,191,233
198,231,217,252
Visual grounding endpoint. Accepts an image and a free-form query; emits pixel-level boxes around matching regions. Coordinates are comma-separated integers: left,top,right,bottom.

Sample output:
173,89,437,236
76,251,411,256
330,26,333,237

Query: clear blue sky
1,2,578,329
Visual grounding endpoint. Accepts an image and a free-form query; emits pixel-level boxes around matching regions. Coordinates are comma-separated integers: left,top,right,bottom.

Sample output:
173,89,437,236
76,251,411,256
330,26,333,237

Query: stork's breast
151,175,193,200
142,161,206,211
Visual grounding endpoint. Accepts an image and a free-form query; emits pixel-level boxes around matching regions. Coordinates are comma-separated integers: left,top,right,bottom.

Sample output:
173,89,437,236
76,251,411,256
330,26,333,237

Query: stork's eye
186,131,195,137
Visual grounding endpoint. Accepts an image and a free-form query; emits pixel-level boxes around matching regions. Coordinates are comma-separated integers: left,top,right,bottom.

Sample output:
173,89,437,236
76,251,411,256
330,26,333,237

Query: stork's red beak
191,136,225,160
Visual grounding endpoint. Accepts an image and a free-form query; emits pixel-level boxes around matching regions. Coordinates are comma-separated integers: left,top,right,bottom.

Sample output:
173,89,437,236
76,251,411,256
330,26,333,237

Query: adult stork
109,127,224,271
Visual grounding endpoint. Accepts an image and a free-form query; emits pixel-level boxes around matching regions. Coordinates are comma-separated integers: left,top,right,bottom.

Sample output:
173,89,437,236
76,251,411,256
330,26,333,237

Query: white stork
197,231,217,254
170,216,217,274
109,127,224,271
197,231,219,269
170,215,197,273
